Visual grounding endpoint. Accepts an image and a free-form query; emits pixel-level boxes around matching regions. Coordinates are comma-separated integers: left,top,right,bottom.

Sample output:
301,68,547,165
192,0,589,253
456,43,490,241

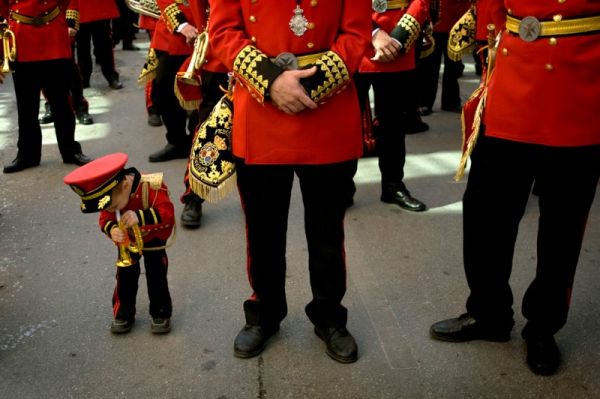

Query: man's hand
68,27,77,37
179,24,198,45
371,30,401,63
269,67,318,115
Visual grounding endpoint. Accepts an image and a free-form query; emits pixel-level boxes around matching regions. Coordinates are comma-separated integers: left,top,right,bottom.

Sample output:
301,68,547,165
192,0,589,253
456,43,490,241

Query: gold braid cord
66,10,80,31
397,14,421,50
163,3,185,33
308,51,350,103
447,7,476,62
232,45,274,104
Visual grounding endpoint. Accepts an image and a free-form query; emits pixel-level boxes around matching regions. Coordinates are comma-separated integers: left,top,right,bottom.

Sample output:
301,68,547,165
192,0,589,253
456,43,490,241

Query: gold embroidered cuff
66,10,80,31
232,45,284,104
163,3,186,33
391,13,421,50
301,51,350,103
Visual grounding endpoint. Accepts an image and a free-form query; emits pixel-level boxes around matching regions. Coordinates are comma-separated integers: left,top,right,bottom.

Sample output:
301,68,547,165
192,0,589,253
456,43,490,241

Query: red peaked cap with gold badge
63,153,129,213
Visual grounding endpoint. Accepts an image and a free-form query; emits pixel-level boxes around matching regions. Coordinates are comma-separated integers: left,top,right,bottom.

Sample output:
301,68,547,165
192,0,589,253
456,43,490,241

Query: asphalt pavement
0,39,598,399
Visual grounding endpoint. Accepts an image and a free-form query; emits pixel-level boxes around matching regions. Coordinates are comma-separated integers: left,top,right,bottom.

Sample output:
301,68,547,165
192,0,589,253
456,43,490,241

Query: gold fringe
189,170,237,204
174,79,202,111
137,69,157,86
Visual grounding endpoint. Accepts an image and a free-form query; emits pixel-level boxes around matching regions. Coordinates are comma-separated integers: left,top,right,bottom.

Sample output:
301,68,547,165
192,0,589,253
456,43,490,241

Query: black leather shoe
3,157,40,174
233,324,279,358
110,318,134,334
149,144,189,162
108,78,124,90
441,104,463,113
39,103,53,124
150,318,171,334
122,43,140,51
381,188,427,212
314,326,358,363
76,111,94,125
524,335,560,376
406,118,429,134
181,196,203,228
63,153,93,166
147,112,163,127
430,313,511,342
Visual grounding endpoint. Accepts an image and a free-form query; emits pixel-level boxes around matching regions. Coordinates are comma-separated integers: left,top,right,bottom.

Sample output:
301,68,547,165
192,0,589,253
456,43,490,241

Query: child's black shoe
110,319,134,334
151,318,171,334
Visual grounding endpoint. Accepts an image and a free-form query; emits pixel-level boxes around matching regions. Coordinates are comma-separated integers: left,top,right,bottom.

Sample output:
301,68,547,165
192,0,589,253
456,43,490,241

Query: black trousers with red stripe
236,159,357,330
112,244,172,321
463,134,599,337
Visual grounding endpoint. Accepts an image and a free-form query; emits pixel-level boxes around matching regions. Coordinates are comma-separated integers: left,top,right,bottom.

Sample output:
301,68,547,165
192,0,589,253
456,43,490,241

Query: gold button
507,8,512,15
545,64,554,71
310,0,318,6
307,22,315,30
501,48,508,56
549,37,557,45
307,42,315,49
553,14,562,22
251,0,257,2
558,0,566,3
251,36,257,43
249,15,256,23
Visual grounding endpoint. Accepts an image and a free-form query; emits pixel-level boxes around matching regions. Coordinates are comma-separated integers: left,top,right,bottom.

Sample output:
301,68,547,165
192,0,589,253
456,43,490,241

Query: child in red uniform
64,153,175,334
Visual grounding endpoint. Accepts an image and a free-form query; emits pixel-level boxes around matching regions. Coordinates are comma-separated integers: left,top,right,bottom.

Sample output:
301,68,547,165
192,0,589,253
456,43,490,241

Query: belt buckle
518,16,541,42
274,52,299,70
372,0,387,13
31,16,45,26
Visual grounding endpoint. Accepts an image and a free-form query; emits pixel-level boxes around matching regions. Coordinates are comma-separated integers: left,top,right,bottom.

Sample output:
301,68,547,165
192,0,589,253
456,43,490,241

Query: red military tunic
78,0,119,23
483,0,600,147
99,175,175,247
435,0,471,33
3,0,75,62
155,0,194,56
360,0,430,73
209,0,371,164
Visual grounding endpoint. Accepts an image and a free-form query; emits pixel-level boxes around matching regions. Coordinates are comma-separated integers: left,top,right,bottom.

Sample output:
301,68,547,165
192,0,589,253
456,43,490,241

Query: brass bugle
176,31,209,86
115,221,144,267
1,21,16,74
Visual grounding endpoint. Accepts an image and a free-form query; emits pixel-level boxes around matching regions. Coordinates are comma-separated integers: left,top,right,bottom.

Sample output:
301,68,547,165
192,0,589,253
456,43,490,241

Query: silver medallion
289,5,308,37
372,0,387,13
274,52,299,70
518,16,541,42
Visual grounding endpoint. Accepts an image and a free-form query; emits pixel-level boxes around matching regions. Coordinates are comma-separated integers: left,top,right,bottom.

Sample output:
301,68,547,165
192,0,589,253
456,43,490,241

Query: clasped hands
269,66,318,115
110,210,139,245
370,29,402,63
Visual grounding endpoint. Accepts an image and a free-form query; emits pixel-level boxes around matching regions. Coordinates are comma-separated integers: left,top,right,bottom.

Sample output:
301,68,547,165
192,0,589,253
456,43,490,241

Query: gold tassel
174,79,202,111
189,172,237,204
455,86,487,181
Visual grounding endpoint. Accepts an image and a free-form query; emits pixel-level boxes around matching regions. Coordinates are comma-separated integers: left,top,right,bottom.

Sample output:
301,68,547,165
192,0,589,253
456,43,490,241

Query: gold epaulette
141,172,164,190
